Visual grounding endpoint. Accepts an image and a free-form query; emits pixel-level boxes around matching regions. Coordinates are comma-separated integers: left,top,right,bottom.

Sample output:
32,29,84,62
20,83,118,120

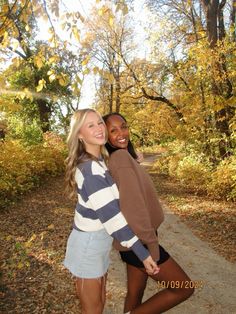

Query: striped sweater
73,158,149,262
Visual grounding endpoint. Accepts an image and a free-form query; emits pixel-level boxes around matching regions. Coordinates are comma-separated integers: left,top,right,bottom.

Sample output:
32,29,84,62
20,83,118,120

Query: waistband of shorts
73,224,85,232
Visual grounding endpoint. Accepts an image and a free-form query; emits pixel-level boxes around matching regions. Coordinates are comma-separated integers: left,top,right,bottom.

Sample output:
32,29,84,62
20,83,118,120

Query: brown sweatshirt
108,149,164,261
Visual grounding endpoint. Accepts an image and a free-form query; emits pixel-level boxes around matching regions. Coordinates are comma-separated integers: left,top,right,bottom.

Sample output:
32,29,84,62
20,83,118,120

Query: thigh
126,263,148,295
150,257,191,285
76,275,107,314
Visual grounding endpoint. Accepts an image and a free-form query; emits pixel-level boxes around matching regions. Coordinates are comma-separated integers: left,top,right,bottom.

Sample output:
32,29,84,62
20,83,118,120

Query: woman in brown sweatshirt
103,113,194,314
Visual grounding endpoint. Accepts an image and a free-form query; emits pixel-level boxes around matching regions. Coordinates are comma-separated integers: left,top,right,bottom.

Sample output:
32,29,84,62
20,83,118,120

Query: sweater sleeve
109,150,160,261
83,174,149,262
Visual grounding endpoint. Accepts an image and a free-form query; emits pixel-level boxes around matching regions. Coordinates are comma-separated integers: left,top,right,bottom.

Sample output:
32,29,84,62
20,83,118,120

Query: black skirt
120,244,170,268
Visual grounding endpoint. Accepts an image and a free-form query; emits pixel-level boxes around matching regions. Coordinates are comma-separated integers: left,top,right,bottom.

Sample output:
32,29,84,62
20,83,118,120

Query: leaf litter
1,164,235,313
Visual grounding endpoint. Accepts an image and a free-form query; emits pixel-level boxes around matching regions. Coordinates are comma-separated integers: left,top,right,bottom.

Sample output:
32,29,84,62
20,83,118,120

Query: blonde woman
63,109,159,314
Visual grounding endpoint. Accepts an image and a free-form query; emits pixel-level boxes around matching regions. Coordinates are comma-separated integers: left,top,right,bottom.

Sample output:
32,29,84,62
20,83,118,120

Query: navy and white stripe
73,159,149,262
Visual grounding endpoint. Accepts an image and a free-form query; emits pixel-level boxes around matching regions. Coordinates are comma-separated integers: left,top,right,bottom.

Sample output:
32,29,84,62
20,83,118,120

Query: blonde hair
65,108,108,198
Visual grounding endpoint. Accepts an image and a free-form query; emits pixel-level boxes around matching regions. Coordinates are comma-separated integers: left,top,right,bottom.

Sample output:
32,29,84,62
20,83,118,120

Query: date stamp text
157,280,204,289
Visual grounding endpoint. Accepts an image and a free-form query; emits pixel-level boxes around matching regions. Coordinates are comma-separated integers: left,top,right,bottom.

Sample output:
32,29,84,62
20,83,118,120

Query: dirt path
1,155,235,313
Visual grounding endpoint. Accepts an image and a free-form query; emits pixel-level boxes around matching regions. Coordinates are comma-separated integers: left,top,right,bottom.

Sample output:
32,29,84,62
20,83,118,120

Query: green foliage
0,133,67,209
7,115,43,145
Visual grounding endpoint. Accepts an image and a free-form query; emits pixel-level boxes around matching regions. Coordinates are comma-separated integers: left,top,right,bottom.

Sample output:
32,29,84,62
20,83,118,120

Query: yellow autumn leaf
23,88,29,93
40,231,47,240
98,8,103,16
36,79,46,92
19,91,26,99
72,26,80,42
34,56,44,69
25,261,30,267
36,85,43,92
59,78,66,86
109,17,114,27
11,40,19,51
48,56,60,64
47,224,55,230
23,88,34,102
2,4,9,14
58,73,69,86
49,73,56,82
29,234,37,242
18,262,24,269
93,66,99,75
83,68,90,75
82,57,90,66
25,233,37,247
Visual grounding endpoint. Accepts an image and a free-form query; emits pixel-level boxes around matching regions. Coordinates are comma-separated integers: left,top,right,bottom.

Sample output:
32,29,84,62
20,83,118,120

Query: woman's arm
108,149,160,261
83,172,151,263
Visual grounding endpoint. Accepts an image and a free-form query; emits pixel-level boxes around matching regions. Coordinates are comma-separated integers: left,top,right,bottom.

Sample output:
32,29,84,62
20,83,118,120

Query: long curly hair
65,108,108,198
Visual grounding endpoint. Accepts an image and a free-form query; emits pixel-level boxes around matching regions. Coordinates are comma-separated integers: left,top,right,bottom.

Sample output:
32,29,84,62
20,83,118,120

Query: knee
185,285,195,299
169,281,194,302
126,283,146,301
125,288,145,309
126,289,144,304
179,284,195,301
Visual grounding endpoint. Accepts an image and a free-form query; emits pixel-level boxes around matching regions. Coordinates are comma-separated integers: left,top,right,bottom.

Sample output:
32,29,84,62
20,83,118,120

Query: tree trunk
201,0,219,47
115,72,121,113
201,0,234,158
108,83,113,113
36,99,51,133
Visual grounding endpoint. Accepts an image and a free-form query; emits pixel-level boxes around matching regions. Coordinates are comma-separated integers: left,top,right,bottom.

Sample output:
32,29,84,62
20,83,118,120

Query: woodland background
0,0,235,207
0,1,235,311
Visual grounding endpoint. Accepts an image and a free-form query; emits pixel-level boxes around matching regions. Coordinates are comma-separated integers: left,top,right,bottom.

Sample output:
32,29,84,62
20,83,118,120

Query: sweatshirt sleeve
83,174,149,262
109,150,160,261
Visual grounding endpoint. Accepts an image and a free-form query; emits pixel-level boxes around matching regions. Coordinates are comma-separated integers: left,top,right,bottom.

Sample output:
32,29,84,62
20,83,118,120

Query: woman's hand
136,151,144,163
143,255,160,275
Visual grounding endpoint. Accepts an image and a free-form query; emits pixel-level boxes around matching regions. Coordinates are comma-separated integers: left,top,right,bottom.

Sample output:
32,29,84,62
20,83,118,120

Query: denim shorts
63,228,113,278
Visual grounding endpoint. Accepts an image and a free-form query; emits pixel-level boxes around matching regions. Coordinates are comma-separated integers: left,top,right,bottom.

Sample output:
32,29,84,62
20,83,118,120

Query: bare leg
75,273,107,314
128,257,194,314
124,264,148,312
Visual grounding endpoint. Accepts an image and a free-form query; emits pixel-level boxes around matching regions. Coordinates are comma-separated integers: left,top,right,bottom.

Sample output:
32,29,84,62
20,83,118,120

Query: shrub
6,116,43,145
152,141,235,201
207,156,236,201
0,133,67,209
176,155,211,192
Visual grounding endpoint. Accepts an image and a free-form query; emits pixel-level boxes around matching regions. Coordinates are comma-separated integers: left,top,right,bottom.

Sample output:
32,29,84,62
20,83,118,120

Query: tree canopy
0,0,235,161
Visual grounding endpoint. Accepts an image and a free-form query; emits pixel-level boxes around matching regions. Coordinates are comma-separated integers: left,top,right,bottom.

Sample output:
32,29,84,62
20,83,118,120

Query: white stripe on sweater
88,186,119,210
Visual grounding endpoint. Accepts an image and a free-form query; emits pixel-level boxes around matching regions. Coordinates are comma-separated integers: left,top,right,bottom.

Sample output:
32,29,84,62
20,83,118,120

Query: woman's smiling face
105,115,130,149
79,111,106,156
